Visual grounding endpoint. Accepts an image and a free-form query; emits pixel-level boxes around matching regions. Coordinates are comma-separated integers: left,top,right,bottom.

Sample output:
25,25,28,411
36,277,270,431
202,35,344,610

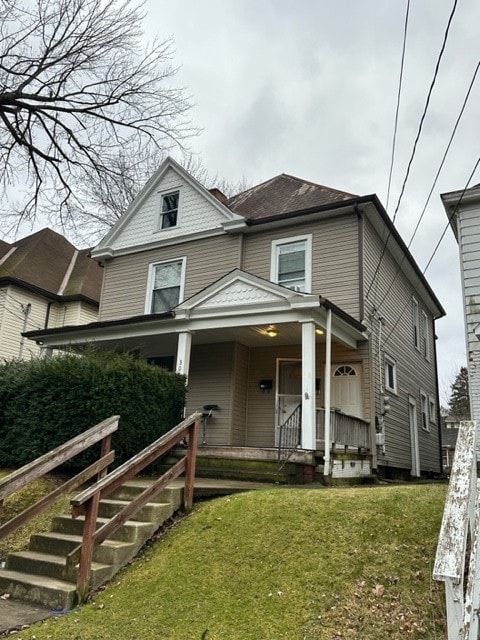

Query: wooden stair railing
433,420,480,640
0,415,119,541
68,411,201,602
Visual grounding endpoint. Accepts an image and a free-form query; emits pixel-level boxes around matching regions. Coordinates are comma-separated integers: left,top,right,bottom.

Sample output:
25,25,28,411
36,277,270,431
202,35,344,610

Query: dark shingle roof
0,228,103,303
225,173,357,220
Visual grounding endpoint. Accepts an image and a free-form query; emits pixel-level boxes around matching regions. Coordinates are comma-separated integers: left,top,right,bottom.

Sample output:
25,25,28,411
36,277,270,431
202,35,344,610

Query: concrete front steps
0,481,184,611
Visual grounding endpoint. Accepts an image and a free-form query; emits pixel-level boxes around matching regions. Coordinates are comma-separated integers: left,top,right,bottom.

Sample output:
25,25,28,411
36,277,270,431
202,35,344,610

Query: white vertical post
301,320,316,450
40,345,53,358
176,331,192,382
323,308,332,480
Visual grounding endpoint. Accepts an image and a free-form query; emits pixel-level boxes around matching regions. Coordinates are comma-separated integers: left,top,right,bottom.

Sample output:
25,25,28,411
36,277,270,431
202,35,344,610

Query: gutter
0,276,100,308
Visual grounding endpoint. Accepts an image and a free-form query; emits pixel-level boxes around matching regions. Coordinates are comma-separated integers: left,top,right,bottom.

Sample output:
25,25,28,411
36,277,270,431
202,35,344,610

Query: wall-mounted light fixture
259,379,273,391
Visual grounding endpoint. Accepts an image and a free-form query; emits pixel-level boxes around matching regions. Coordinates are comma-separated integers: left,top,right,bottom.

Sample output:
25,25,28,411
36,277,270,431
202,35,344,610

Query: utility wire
382,156,480,348
392,0,458,224
366,0,459,302
374,60,480,309
385,0,410,211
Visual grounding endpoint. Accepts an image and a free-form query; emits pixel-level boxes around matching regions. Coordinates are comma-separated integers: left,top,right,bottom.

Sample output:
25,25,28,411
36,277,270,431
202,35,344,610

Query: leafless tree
0,0,196,231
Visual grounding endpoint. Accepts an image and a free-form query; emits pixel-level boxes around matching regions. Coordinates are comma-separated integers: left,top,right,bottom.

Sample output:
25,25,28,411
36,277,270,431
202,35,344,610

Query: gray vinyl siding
185,343,234,446
231,342,249,446
363,216,440,473
242,213,360,318
99,235,240,321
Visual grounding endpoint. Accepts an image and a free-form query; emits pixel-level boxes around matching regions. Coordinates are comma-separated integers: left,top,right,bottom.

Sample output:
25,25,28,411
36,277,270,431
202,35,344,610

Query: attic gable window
159,190,180,230
146,258,186,313
271,235,312,292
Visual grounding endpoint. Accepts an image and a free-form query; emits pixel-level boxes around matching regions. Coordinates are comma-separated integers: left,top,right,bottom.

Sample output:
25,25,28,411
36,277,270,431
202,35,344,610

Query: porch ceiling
62,321,326,356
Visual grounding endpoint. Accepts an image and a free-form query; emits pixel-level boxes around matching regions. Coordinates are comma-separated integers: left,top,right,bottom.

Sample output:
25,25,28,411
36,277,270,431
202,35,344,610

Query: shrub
0,350,186,472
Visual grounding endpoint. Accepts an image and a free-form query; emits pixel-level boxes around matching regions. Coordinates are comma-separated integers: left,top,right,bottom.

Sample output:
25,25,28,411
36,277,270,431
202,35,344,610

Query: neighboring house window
147,258,186,313
422,311,430,360
412,298,420,350
159,190,180,229
429,395,436,424
271,235,312,292
384,354,397,393
420,391,429,430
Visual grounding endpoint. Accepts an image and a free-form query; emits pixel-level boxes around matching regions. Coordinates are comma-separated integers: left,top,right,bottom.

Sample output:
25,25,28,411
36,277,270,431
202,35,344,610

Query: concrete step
50,514,156,542
110,482,183,511
98,498,174,523
0,569,77,611
5,550,111,587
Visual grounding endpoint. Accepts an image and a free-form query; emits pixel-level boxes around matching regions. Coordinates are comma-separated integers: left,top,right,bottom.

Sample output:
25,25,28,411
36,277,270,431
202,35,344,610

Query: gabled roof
0,228,103,304
225,173,356,220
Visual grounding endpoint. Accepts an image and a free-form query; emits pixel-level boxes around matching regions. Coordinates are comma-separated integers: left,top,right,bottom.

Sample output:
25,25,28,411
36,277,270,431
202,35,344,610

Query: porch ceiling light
255,325,278,338
315,328,324,335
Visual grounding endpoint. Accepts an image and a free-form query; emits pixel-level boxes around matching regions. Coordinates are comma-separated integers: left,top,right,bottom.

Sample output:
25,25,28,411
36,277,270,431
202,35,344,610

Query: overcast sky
140,0,479,402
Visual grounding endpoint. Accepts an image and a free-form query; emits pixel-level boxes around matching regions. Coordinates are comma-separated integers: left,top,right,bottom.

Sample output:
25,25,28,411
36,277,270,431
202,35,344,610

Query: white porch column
40,345,53,358
323,308,332,479
301,320,316,450
176,331,192,382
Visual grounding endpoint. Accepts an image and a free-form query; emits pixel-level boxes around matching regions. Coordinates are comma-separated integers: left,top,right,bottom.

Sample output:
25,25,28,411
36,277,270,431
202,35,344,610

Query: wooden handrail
70,411,201,602
0,416,119,541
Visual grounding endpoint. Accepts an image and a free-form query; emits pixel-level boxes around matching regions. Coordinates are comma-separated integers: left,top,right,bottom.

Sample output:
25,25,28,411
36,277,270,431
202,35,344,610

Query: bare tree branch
0,0,197,227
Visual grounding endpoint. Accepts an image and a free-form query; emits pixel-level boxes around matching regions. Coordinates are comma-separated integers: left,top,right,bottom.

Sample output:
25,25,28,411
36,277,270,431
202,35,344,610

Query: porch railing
433,420,480,640
277,404,302,475
316,409,370,451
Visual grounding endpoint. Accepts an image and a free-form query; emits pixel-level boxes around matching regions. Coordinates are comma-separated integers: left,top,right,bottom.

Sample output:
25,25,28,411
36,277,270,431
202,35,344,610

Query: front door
331,364,363,418
276,359,302,445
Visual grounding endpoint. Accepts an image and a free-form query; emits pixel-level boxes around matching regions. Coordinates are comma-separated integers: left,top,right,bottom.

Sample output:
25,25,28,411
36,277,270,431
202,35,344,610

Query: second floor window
271,235,312,292
412,297,420,350
160,191,179,229
422,311,430,361
149,259,185,313
384,354,397,393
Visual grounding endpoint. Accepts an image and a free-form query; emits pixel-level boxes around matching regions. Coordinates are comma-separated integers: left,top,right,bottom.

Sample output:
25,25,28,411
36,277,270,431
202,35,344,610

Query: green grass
10,483,447,640
0,472,70,562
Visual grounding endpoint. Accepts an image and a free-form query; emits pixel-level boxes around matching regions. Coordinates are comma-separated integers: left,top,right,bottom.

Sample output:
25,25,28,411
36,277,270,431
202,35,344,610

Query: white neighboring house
0,228,103,361
442,184,480,430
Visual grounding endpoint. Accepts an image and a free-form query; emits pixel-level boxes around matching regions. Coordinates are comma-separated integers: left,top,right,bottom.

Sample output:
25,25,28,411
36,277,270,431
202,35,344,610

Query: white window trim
155,187,183,232
145,257,187,314
420,390,429,431
270,234,312,292
384,354,397,394
428,394,436,424
422,311,430,361
412,297,420,351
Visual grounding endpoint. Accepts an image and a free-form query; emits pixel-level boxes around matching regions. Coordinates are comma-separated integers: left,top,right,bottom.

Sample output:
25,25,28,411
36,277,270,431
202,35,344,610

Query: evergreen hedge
0,350,186,472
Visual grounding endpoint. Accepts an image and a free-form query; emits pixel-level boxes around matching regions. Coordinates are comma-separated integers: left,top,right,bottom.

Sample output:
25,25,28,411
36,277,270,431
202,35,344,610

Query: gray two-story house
26,157,445,482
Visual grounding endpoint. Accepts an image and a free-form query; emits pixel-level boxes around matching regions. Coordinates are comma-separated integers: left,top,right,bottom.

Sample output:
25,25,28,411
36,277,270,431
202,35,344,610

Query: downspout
323,307,332,482
355,204,365,323
44,300,54,329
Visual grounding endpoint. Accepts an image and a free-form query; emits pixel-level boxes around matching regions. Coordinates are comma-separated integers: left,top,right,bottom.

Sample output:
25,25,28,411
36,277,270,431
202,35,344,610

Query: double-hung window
420,391,429,430
412,298,420,350
422,311,430,361
159,191,180,230
384,354,397,393
271,235,312,292
147,258,186,313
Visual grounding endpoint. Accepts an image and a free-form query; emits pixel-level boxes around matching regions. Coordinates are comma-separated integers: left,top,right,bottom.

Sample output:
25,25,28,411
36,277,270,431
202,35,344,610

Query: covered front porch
26,270,374,482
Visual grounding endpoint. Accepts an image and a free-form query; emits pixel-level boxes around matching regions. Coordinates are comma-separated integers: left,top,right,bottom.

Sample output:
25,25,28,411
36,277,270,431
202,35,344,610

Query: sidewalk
0,597,54,634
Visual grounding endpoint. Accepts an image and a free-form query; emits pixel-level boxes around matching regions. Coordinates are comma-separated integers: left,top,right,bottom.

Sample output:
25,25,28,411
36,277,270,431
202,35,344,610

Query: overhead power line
375,60,480,309
385,0,410,211
392,0,458,224
366,0,459,303
382,155,480,348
